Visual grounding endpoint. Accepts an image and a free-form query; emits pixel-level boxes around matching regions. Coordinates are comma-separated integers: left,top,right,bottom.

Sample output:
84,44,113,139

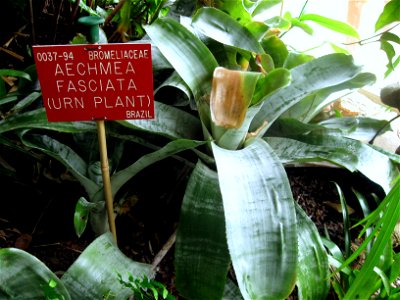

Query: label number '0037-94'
35,51,74,62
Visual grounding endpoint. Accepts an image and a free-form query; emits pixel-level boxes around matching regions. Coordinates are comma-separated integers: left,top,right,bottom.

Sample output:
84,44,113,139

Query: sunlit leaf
261,35,288,67
300,14,359,38
144,17,218,101
375,0,400,31
192,7,264,53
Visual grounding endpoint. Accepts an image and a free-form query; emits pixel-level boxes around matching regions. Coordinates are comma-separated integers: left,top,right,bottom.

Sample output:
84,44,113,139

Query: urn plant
1,0,400,299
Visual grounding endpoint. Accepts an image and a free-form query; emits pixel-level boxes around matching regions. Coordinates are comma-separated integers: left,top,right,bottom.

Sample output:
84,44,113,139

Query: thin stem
343,23,400,46
369,114,400,145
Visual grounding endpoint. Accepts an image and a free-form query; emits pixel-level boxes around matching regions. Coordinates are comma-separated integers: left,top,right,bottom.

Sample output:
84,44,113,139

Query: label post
33,17,155,243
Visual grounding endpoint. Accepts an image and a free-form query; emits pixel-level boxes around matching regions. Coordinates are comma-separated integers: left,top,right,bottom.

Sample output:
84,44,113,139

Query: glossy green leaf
212,138,297,299
192,7,264,53
117,101,202,140
214,0,252,25
290,17,314,35
283,52,314,69
0,69,31,81
175,160,230,299
264,16,291,31
300,14,359,38
74,197,103,238
62,232,153,299
0,248,71,299
252,68,291,105
261,35,288,67
375,0,400,31
243,0,282,20
295,202,330,300
250,53,374,135
144,17,218,100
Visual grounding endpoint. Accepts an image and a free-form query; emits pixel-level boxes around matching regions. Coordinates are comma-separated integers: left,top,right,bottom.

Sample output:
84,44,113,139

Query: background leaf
375,0,400,31
300,14,359,38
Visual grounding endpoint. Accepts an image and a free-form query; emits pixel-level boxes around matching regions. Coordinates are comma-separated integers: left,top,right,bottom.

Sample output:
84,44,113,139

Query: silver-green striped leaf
0,248,71,299
144,17,218,101
61,232,153,299
175,160,230,299
212,138,297,299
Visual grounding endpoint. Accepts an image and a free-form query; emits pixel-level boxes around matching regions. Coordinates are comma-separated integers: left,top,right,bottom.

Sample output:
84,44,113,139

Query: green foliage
322,180,400,299
117,274,175,300
0,233,154,300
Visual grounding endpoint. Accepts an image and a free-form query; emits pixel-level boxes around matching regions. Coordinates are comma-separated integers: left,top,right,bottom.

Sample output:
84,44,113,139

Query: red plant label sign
33,43,154,122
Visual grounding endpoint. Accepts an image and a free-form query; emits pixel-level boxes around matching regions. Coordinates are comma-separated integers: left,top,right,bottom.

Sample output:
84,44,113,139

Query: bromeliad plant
115,1,400,299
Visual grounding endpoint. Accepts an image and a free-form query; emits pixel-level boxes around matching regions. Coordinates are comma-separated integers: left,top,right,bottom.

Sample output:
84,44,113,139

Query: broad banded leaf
0,248,71,299
62,233,153,299
300,14,359,39
282,72,376,123
20,133,98,198
278,133,398,194
117,101,202,140
295,202,330,300
175,160,230,300
111,139,206,197
318,117,389,142
0,108,96,134
250,53,373,135
223,279,244,300
267,136,358,171
144,17,218,100
192,7,264,53
212,138,297,299
155,71,192,107
375,0,400,31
